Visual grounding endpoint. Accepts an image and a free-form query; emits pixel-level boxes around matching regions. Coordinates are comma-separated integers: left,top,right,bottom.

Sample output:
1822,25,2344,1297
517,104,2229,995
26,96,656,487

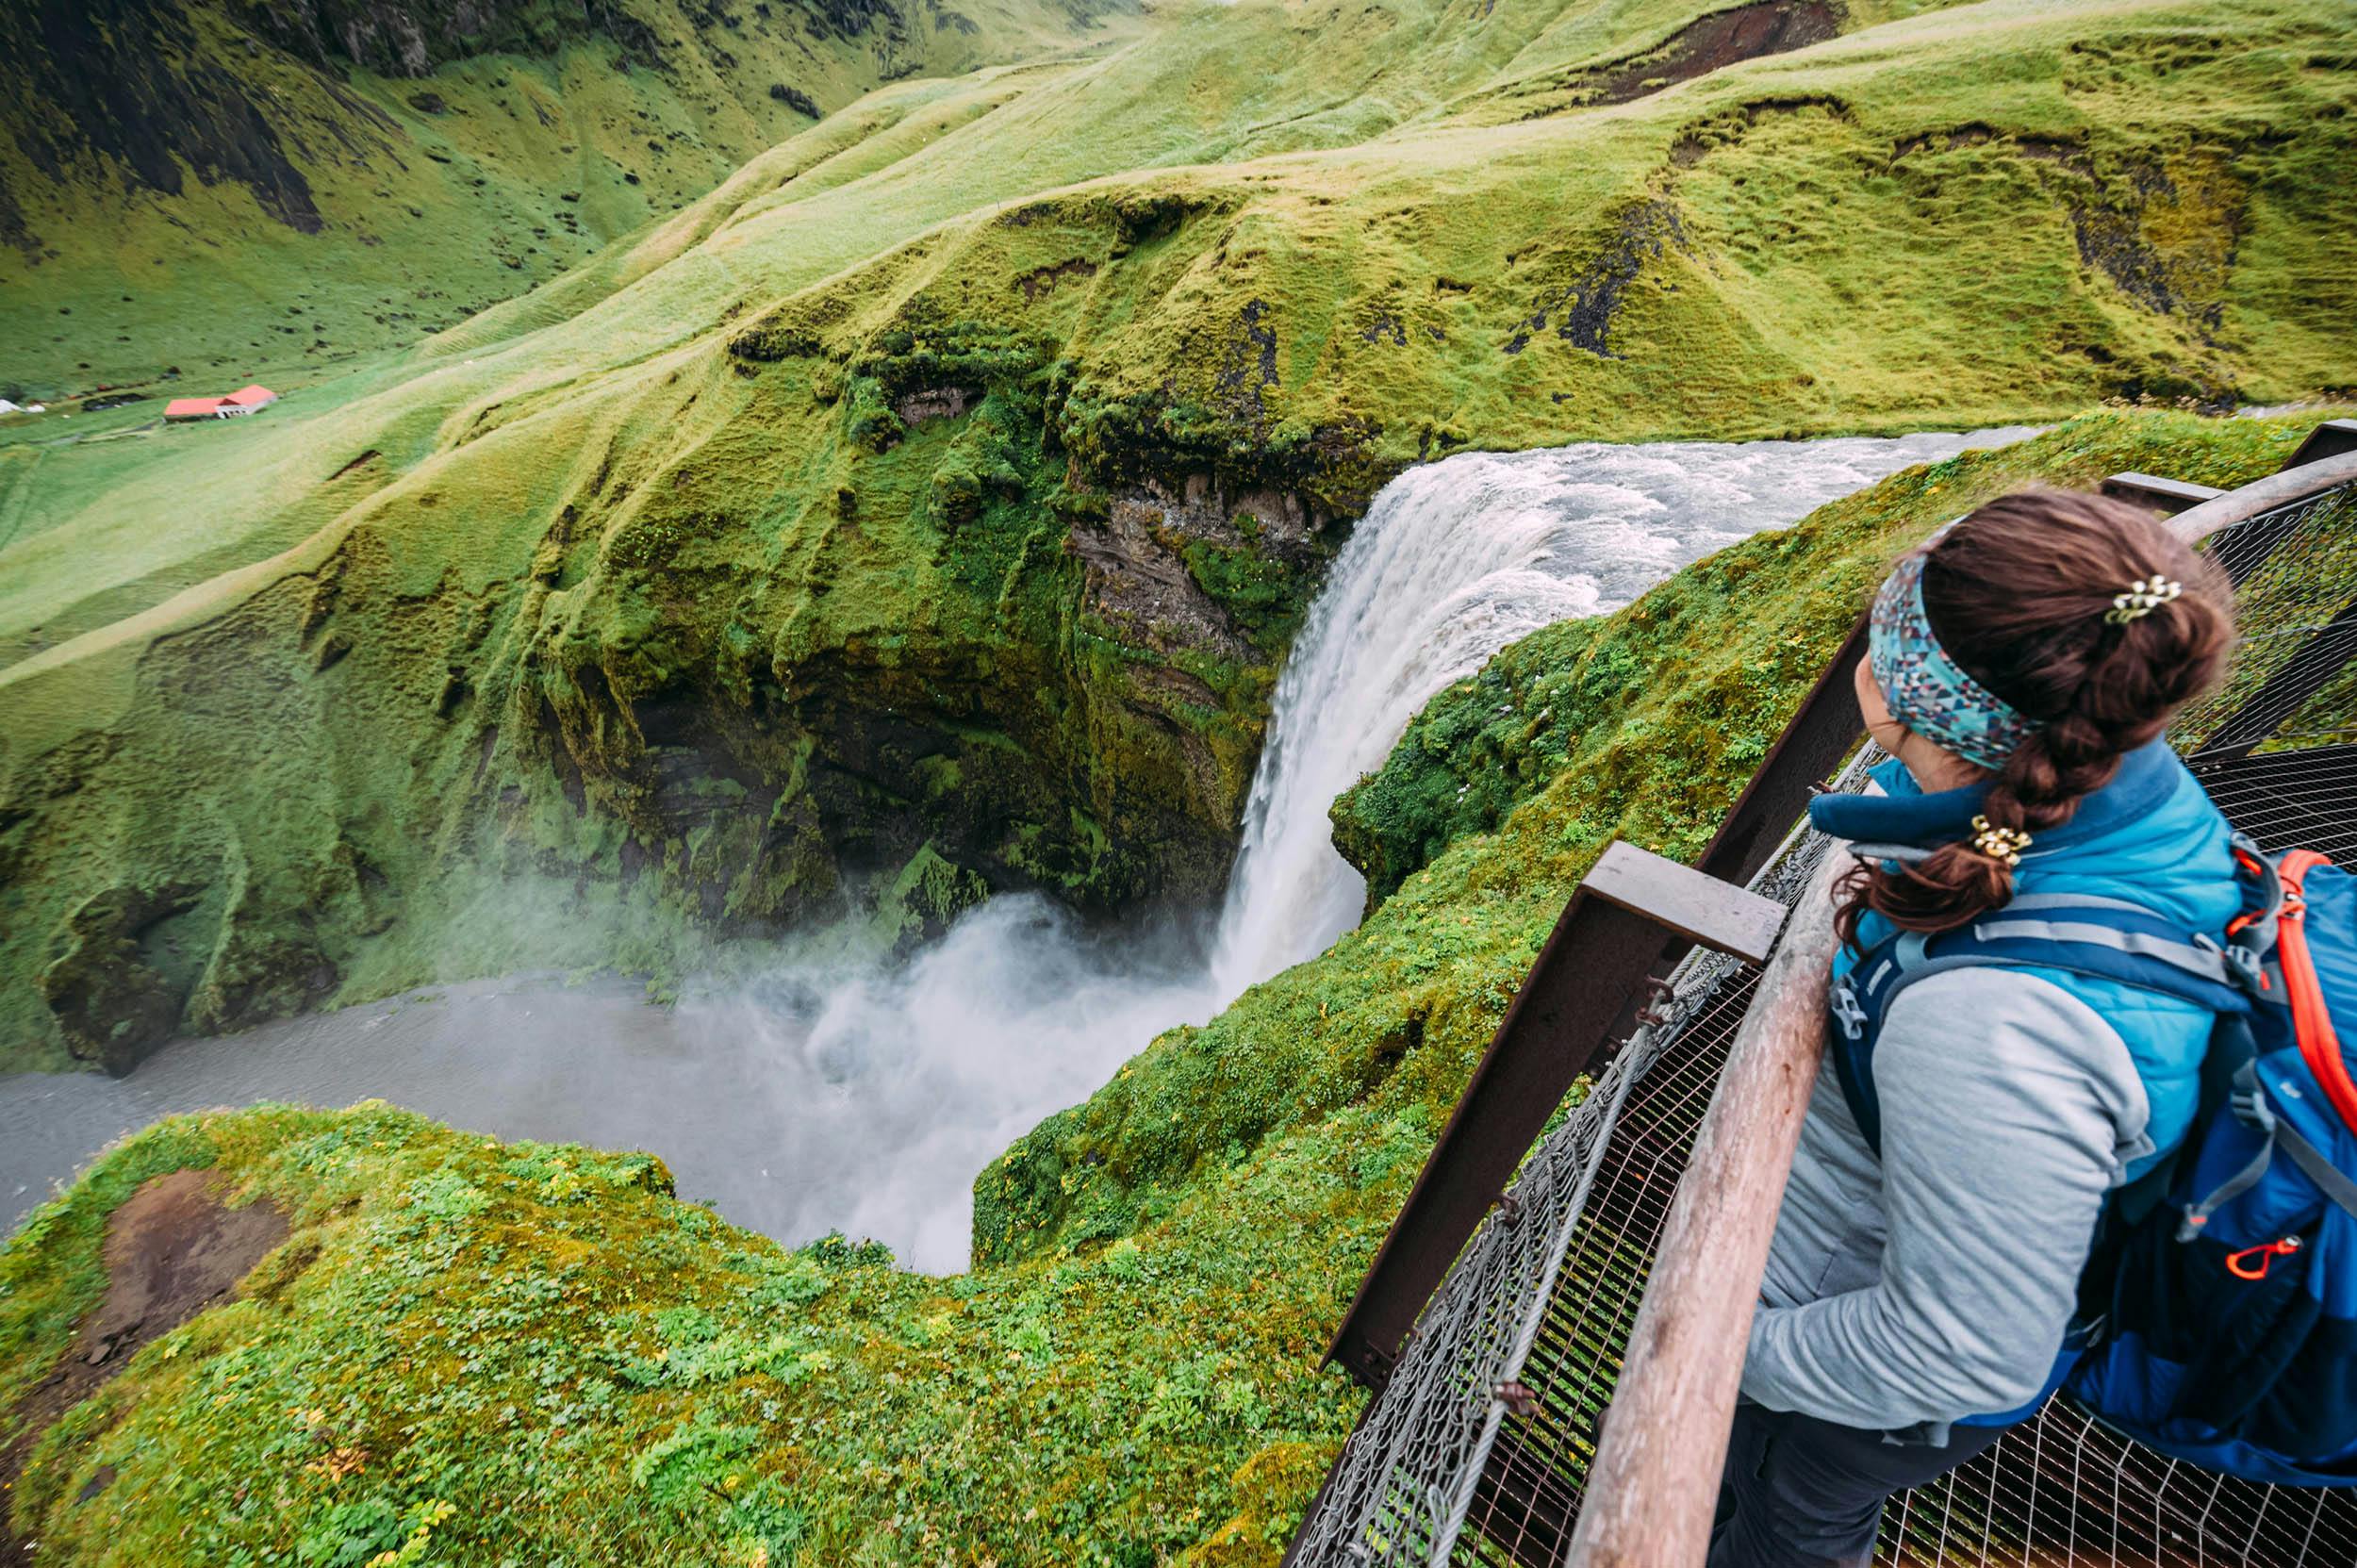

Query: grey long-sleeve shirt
1740,967,2151,1438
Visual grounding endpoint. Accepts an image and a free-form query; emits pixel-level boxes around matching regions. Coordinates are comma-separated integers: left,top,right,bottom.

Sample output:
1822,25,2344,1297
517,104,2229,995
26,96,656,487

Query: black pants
1706,1403,2007,1567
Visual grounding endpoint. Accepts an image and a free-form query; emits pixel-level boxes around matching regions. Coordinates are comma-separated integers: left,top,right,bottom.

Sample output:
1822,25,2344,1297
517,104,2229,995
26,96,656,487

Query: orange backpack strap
2276,850,2357,1137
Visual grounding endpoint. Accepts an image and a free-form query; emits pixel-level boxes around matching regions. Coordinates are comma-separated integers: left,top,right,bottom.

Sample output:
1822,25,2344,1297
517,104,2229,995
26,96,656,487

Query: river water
0,427,2035,1266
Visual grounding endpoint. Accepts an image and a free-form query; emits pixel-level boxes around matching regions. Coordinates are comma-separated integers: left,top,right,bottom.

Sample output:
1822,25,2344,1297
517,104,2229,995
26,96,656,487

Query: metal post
2102,472,2225,517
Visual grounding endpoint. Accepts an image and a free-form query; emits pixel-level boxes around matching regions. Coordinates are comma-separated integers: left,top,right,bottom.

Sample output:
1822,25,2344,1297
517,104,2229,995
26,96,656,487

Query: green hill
4,0,2351,1073
3,408,2345,1568
2,0,2355,1553
0,0,1139,396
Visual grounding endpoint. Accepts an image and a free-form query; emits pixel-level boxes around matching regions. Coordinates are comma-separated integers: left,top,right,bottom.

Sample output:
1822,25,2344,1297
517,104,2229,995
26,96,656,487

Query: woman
1711,490,2238,1567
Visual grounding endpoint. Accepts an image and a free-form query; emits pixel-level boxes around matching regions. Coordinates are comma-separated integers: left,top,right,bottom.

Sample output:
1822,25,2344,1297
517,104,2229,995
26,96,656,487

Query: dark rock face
1070,473,1323,662
37,883,206,1075
896,385,977,424
1503,199,1689,358
768,81,821,117
1569,0,1840,107
0,0,345,242
246,0,665,77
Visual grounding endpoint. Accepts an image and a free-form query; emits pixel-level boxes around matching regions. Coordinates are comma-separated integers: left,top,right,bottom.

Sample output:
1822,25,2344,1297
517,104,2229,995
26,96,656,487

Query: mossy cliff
6,0,2355,1071
4,410,2343,1568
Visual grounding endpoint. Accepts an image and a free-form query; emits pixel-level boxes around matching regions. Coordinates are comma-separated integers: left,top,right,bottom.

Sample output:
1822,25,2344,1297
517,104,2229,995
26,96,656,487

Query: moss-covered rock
874,843,992,950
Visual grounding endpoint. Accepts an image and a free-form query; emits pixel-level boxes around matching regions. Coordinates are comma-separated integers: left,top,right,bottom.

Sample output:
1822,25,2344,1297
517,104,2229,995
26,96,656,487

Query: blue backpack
1831,838,2357,1485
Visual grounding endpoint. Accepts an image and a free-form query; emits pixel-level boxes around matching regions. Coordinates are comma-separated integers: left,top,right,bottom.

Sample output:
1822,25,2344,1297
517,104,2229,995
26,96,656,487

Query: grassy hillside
4,410,2339,1568
4,0,2353,1072
0,0,1139,396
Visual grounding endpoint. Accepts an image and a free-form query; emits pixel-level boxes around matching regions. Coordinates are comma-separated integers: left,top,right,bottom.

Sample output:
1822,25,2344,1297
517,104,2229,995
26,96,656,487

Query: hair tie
1969,815,2033,867
2106,575,2182,625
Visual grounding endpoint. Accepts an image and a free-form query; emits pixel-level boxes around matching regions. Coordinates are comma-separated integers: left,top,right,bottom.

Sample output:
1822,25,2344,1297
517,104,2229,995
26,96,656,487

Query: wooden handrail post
1326,844,1786,1387
1563,844,1853,1568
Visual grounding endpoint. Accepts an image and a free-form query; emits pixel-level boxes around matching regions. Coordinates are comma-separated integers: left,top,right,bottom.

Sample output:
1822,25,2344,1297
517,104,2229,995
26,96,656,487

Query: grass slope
3,409,2341,1568
4,0,2353,1071
0,0,1139,396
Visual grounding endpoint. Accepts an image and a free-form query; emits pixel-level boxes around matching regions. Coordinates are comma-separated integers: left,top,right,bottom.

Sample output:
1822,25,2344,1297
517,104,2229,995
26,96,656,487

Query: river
0,427,2036,1267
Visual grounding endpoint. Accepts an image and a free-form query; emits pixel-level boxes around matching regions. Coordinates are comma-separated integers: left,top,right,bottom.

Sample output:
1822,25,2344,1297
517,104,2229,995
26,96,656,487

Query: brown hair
1835,489,2234,949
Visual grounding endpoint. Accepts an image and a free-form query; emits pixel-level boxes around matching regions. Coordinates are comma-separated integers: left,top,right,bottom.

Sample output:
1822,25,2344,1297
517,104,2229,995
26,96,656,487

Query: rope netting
1289,473,2357,1568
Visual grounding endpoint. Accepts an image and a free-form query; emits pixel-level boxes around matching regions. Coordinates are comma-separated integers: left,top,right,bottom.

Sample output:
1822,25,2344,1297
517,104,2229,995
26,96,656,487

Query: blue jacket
1741,740,2239,1435
1814,739,2240,1178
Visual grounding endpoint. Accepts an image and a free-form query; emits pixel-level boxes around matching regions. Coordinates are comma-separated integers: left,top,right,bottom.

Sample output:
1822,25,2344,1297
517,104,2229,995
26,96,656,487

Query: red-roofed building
164,385,277,422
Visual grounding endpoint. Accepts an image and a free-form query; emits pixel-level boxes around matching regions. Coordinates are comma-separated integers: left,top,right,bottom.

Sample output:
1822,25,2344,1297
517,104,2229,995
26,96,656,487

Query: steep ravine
1,411,2336,1568
0,335,1362,1071
0,423,2021,1272
5,0,2351,1074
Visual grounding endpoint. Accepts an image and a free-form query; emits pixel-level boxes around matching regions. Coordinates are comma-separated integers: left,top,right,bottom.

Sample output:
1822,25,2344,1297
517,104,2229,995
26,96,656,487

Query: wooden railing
1560,848,1848,1566
1557,435,2357,1566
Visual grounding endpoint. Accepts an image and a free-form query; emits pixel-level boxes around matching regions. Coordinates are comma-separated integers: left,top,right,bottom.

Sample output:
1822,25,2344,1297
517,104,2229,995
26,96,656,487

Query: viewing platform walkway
1286,421,2357,1567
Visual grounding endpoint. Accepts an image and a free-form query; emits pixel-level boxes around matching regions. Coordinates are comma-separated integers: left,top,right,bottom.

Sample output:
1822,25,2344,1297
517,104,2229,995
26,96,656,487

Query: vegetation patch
6,412,2339,1566
3,0,2353,1073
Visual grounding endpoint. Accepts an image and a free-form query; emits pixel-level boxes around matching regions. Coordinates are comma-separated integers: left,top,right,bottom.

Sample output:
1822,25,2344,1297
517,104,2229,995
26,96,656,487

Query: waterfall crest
1204,430,2038,1000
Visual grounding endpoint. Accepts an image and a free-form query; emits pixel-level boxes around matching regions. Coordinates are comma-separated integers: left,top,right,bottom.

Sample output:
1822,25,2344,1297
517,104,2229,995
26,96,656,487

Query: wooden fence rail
1561,847,1847,1567
1551,437,2357,1566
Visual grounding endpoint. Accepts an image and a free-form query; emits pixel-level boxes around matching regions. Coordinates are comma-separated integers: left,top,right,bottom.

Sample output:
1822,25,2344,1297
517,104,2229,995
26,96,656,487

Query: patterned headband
1867,551,2038,770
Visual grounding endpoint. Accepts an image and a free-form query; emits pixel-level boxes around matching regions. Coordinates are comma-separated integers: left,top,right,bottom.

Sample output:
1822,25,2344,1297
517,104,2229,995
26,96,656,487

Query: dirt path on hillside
1,1170,288,1566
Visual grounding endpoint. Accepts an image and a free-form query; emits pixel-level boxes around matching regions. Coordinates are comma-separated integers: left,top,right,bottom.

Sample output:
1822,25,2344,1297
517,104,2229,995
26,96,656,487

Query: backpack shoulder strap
1829,895,2250,1158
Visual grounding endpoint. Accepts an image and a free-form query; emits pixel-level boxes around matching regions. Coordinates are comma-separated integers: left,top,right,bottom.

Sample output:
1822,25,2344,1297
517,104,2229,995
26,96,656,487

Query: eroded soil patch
1549,0,1840,110
2,1170,288,1565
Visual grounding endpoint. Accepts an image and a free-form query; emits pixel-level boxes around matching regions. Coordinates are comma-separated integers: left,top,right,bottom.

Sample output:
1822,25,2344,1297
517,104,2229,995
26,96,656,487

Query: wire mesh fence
1288,470,2357,1568
1287,763,1860,1568
2178,482,2357,760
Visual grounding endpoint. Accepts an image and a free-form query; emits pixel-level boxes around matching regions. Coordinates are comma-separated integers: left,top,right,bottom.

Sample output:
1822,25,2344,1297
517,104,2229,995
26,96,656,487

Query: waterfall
5,427,2036,1270
1204,429,2037,999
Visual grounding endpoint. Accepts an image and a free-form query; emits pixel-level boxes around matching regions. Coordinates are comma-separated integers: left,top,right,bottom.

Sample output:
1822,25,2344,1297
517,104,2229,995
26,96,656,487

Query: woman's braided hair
1834,489,2235,949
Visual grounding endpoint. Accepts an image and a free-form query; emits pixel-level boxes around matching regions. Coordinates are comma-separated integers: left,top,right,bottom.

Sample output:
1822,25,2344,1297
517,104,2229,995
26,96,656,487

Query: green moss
1178,538,1317,653
5,410,2348,1566
873,843,991,949
8,0,2355,1065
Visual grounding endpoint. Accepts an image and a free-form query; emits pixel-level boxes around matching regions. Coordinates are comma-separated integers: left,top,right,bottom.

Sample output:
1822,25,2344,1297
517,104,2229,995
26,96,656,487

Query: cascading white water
1204,430,2038,999
2,427,2036,1270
